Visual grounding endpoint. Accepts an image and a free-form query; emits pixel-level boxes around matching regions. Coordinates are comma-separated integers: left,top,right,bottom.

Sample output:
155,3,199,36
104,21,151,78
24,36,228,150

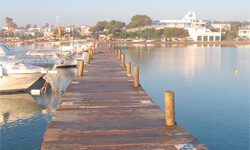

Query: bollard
93,39,95,49
82,48,84,53
115,50,118,56
90,50,93,59
134,66,139,87
88,50,92,59
121,55,125,68
126,62,131,77
78,61,84,76
165,91,175,126
118,50,121,59
74,46,77,54
87,51,90,64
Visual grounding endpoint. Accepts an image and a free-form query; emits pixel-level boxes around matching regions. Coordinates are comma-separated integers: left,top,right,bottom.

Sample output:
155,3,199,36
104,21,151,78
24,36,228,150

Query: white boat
0,43,77,68
61,41,93,53
25,50,77,68
132,39,146,42
146,39,155,42
53,54,77,68
0,56,45,92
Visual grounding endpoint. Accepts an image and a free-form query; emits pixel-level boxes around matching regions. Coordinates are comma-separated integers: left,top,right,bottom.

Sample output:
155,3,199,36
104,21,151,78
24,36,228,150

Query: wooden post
93,47,95,54
93,39,95,52
127,62,131,77
78,61,84,76
115,50,118,56
82,48,84,53
165,91,175,126
88,50,92,59
134,66,139,87
121,55,125,68
90,50,93,59
87,51,90,64
74,46,77,54
118,50,121,59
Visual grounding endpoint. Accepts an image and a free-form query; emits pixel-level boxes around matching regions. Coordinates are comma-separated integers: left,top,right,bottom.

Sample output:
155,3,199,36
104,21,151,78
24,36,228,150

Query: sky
0,0,249,28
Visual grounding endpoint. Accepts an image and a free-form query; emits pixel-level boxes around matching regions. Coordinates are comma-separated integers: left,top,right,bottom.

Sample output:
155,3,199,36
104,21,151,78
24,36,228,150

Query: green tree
224,30,238,40
126,15,152,29
92,21,108,39
26,24,31,29
105,20,125,31
92,21,108,33
223,22,240,40
163,28,188,38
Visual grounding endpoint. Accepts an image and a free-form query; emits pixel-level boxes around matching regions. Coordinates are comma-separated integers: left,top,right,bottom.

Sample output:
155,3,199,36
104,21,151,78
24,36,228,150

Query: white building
13,27,26,36
29,27,44,35
1,27,9,31
211,23,231,31
238,25,250,40
80,25,93,36
24,31,36,37
153,11,221,41
158,11,206,29
65,25,78,33
44,25,57,37
188,28,221,41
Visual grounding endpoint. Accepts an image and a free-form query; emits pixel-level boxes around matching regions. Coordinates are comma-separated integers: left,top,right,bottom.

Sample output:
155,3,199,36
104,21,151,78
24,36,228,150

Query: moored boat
0,43,77,68
0,56,45,92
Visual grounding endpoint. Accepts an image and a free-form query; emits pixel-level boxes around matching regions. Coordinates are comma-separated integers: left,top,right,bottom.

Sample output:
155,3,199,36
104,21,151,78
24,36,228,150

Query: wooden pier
42,41,207,150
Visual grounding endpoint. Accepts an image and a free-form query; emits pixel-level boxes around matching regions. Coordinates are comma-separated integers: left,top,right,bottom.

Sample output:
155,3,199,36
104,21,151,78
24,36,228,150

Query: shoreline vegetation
5,40,250,46
108,40,250,45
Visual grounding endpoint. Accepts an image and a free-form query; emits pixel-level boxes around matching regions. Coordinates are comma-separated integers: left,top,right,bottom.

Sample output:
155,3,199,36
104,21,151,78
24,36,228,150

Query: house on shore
152,11,222,41
238,25,250,40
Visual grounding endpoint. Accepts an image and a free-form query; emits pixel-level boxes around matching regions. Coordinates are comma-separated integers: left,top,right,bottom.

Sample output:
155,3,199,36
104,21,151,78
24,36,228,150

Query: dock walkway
42,41,207,150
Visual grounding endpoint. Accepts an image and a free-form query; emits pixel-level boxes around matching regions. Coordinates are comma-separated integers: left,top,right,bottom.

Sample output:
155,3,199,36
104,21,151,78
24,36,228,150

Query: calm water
117,44,250,150
0,43,249,150
0,44,77,150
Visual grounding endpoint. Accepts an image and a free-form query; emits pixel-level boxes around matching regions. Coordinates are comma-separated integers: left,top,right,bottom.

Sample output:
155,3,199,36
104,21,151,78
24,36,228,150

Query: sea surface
0,43,78,150
118,43,249,150
0,43,249,150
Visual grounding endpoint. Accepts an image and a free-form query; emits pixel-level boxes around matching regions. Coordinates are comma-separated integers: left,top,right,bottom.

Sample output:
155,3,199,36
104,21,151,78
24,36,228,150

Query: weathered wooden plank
41,41,207,150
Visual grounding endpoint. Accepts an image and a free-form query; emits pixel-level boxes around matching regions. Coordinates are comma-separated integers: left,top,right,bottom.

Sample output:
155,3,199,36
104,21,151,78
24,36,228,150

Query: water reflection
0,93,44,124
0,67,77,150
118,44,250,150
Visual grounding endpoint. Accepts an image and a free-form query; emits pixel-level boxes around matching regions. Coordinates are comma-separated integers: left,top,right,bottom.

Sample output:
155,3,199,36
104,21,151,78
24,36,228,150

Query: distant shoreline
108,40,250,45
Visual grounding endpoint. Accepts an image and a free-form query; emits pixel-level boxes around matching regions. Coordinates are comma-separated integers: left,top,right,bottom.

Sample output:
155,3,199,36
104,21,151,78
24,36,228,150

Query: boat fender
0,64,3,78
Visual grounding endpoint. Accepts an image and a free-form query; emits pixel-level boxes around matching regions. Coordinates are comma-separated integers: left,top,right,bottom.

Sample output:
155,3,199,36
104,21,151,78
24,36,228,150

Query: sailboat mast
56,16,62,55
72,29,74,54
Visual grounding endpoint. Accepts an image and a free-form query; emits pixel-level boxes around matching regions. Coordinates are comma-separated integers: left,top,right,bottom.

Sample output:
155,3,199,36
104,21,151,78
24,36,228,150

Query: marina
41,41,207,149
0,42,249,149
1,0,250,149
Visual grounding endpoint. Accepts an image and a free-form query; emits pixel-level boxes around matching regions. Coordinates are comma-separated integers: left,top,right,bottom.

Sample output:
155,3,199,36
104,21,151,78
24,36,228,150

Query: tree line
92,15,250,41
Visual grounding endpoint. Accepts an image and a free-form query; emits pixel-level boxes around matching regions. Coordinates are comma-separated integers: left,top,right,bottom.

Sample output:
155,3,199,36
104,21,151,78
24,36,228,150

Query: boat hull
0,73,44,92
55,59,77,68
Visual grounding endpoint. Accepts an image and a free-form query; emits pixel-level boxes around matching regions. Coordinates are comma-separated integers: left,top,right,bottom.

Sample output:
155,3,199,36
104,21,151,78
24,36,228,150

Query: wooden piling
134,66,139,87
90,50,93,59
118,50,121,59
93,39,95,52
121,54,125,68
87,51,90,64
165,91,175,126
115,50,118,56
78,61,84,76
127,62,131,77
74,46,77,54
